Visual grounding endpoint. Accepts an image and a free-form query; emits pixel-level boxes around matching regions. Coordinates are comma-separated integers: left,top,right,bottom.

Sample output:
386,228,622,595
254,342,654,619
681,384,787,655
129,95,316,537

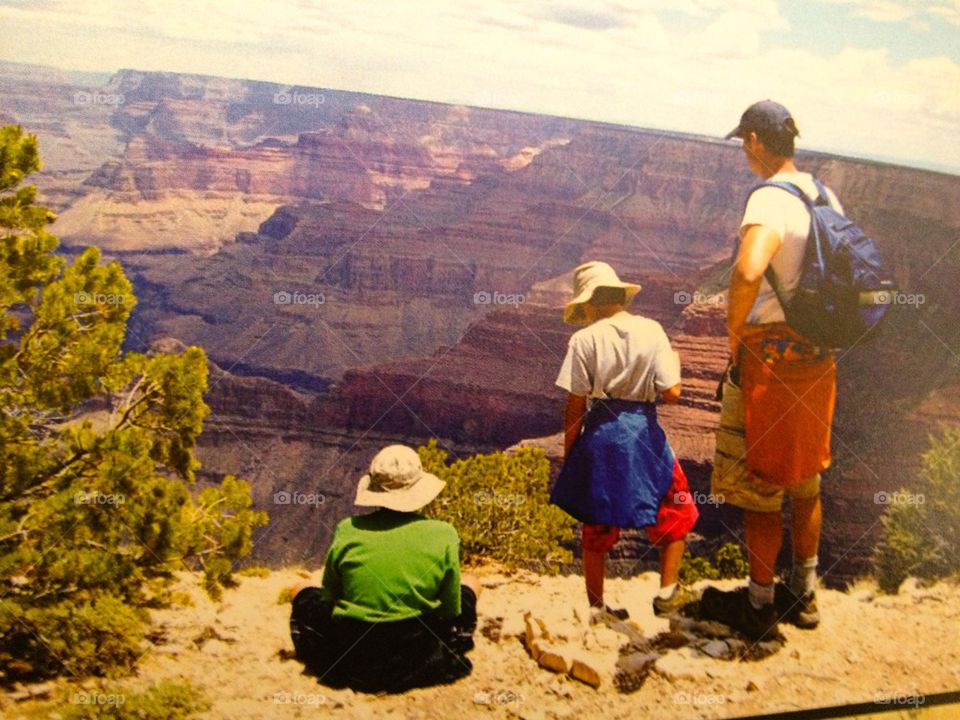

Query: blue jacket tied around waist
550,399,676,528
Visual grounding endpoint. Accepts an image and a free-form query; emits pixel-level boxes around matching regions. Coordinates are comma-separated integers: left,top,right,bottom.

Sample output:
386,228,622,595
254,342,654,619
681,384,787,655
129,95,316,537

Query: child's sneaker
652,585,699,617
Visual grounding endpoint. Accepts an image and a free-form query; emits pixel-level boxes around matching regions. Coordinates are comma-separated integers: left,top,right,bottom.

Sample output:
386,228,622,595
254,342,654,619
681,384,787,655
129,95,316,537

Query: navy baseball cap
725,100,799,140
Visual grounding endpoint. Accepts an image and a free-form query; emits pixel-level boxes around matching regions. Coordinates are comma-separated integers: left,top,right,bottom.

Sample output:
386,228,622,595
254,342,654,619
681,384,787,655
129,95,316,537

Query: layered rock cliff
4,62,959,579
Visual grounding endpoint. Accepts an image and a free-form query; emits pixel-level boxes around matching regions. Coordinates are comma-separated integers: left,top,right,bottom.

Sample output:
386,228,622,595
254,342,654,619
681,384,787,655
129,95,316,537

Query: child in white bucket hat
551,261,700,624
289,445,479,692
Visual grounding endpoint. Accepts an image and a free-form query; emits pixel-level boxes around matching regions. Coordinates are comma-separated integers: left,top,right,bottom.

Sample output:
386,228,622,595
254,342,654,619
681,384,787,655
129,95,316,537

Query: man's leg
782,493,822,628
744,509,783,586
791,494,821,564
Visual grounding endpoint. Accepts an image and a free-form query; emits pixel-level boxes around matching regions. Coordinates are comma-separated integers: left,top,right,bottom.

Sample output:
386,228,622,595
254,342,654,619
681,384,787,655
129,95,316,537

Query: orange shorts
739,323,836,486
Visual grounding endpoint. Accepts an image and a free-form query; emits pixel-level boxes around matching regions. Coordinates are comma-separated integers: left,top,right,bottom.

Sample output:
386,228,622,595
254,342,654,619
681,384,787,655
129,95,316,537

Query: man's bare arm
728,224,781,362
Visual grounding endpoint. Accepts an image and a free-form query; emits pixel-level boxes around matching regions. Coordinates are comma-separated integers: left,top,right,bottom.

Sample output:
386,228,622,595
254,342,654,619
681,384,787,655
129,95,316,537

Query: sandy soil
5,565,960,719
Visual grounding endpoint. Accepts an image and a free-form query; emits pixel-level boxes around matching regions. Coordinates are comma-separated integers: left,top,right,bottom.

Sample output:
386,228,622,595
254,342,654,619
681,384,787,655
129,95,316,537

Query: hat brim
725,125,744,140
563,282,641,324
354,471,445,512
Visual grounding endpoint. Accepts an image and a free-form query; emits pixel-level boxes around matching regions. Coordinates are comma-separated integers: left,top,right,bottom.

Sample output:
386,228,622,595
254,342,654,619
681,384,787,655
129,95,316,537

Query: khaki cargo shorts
711,374,820,513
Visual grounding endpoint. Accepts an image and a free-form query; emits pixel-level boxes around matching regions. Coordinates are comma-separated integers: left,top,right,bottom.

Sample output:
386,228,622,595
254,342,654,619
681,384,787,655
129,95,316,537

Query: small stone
481,617,504,643
569,659,601,689
699,620,735,638
536,645,569,674
725,638,748,657
746,680,759,692
790,649,801,659
701,640,731,659
898,577,923,595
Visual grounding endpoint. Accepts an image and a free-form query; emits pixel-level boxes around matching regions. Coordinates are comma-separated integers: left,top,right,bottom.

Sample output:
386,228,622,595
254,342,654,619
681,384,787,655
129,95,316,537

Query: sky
1,0,959,174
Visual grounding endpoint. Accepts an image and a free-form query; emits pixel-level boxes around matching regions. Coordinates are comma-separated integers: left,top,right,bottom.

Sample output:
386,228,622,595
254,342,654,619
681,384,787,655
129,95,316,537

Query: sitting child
551,261,700,623
289,444,478,693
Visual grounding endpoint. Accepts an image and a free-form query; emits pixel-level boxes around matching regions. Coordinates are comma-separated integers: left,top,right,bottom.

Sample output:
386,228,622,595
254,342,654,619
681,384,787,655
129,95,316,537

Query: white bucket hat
563,261,641,324
354,445,445,512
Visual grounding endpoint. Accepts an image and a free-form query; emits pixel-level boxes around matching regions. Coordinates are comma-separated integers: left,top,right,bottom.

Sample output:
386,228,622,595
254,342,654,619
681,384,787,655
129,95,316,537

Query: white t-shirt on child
741,171,843,325
555,311,681,402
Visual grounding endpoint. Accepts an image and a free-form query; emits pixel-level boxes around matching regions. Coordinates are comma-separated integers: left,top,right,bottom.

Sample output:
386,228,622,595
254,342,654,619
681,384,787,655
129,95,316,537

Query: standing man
702,101,841,641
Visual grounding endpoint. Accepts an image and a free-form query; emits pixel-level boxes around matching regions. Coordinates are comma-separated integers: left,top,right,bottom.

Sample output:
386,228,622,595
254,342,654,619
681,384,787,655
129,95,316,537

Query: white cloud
822,0,913,22
0,0,957,172
929,0,960,25
817,0,960,26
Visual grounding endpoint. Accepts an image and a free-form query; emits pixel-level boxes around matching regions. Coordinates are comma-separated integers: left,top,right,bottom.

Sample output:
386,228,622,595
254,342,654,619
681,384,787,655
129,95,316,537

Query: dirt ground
5,564,960,719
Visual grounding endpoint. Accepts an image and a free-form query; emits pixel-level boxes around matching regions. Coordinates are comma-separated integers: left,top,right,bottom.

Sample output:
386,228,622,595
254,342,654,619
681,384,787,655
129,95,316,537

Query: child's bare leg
659,539,685,588
584,549,606,607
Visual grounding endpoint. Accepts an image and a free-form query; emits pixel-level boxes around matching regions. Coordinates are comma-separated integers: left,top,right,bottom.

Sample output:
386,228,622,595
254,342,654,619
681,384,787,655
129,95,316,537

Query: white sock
790,557,818,595
748,579,775,609
657,583,677,600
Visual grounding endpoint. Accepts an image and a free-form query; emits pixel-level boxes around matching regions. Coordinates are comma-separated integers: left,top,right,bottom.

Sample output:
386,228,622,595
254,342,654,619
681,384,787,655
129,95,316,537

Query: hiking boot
590,605,629,626
699,586,779,641
652,585,700,617
774,583,820,629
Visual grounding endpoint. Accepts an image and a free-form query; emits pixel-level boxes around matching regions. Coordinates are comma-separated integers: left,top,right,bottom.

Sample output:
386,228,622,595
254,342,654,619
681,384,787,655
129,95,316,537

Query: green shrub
873,425,960,593
0,126,269,681
679,542,749,584
63,680,210,720
419,439,575,572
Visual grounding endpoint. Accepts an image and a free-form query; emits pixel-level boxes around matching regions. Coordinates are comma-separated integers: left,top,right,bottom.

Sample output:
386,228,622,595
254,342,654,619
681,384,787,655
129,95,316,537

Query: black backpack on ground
747,177,897,349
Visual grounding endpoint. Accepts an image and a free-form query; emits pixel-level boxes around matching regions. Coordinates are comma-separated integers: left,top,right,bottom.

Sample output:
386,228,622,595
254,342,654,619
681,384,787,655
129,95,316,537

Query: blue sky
1,0,958,174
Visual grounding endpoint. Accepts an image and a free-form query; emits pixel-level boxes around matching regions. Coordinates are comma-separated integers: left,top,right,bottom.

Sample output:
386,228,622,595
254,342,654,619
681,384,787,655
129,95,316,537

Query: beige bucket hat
563,261,641,324
354,445,445,512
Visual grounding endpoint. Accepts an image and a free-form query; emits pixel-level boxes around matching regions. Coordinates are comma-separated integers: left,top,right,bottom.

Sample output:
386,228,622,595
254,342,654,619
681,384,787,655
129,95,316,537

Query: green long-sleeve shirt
319,509,462,622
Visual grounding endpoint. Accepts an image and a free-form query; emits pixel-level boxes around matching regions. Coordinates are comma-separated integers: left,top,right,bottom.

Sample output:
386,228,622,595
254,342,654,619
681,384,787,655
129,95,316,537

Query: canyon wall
3,62,959,580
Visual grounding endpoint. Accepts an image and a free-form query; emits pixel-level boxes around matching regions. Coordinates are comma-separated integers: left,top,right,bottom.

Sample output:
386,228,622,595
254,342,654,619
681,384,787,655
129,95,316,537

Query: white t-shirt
555,311,681,401
741,171,843,324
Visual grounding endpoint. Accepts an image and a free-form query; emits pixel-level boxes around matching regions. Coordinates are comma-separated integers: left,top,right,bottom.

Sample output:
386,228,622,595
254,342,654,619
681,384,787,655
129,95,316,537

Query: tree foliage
418,439,575,572
0,125,268,681
679,542,750,584
873,424,960,593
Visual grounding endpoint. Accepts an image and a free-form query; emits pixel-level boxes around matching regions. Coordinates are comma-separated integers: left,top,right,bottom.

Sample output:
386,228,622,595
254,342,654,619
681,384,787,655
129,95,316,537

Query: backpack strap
811,177,833,208
740,180,825,305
